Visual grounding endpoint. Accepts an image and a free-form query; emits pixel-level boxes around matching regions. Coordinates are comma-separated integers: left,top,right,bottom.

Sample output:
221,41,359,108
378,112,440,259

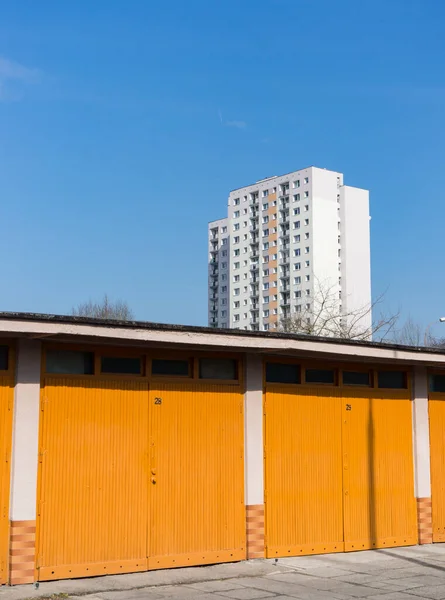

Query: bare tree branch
279,278,399,341
72,294,134,321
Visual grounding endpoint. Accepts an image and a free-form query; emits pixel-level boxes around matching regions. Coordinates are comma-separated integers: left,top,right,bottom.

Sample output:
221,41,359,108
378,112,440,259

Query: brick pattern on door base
417,497,432,545
246,504,265,559
9,520,36,585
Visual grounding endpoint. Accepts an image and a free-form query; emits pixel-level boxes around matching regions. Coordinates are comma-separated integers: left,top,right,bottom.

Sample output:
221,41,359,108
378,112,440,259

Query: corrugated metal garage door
264,386,345,557
0,373,13,584
342,390,417,551
148,382,245,569
429,394,445,542
265,378,417,557
36,352,245,581
36,379,150,581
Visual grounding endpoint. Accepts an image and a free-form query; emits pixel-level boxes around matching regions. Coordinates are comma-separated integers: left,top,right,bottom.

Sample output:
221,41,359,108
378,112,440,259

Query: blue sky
1,0,445,334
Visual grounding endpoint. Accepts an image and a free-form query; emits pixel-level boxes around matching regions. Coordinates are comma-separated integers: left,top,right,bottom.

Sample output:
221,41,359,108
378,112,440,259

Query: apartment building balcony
210,280,218,289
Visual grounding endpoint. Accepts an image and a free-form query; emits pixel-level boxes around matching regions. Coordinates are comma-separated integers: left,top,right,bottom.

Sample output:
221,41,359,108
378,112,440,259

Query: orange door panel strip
342,389,417,551
148,382,245,569
264,386,345,558
264,386,417,558
36,379,150,581
429,397,445,542
0,376,13,584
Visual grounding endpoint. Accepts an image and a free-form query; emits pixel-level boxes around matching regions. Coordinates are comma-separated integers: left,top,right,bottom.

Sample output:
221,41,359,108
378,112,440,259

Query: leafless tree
279,279,399,341
72,294,134,321
393,317,424,346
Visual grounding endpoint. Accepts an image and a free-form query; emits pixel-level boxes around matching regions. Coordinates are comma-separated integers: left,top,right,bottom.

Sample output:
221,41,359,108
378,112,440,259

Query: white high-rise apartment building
208,166,371,332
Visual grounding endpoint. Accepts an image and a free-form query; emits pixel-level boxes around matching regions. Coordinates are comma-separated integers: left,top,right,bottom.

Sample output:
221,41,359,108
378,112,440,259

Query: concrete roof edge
0,312,444,360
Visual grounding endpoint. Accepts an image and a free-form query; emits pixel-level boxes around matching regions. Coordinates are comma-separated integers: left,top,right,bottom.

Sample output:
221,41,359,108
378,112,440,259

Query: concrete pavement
3,544,445,600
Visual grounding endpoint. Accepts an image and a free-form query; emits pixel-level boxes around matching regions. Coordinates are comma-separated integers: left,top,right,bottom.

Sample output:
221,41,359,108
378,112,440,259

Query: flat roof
0,312,444,367
228,166,341,194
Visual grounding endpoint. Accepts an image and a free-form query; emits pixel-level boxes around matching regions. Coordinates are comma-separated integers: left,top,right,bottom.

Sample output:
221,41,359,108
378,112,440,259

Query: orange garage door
429,394,445,542
0,366,14,585
265,386,417,557
37,376,245,580
36,379,150,581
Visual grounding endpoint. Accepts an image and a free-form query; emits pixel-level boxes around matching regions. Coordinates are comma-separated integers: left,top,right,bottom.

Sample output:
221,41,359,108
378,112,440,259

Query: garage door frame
36,345,246,581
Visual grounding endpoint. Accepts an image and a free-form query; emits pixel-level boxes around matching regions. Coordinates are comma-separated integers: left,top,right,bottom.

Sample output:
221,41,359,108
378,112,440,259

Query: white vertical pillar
412,366,433,544
412,366,431,499
244,354,265,558
10,339,42,521
244,354,264,505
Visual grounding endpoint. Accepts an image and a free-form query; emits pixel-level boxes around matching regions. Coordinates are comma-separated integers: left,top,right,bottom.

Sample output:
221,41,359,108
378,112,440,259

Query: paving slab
2,545,445,600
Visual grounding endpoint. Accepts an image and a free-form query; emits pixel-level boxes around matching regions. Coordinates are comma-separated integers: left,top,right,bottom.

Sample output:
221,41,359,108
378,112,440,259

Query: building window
234,236,240,244
263,269,269,276
293,180,300,188
222,250,227,257
305,247,310,254
233,301,240,308
221,262,227,269
263,189,269,197
306,368,335,384
305,303,311,310
294,263,301,270
273,308,278,315
221,298,227,305
293,235,300,243
233,275,240,282
305,260,310,267
233,314,240,322
46,350,94,375
266,362,301,384
221,226,227,233
264,324,269,331
152,359,190,377
306,289,310,296
234,249,240,256
305,232,309,240
263,310,269,317
295,304,301,312
293,208,300,216
263,242,269,250
221,274,227,281
221,322,227,328
294,276,301,284
221,286,227,292
234,262,240,269
263,296,269,304
263,203,268,210
378,371,407,389
343,371,371,387
304,177,309,184
234,210,240,218
294,249,301,257
234,198,240,205
293,194,300,202
234,288,240,296
234,223,240,231
295,291,301,298
263,282,269,290
305,275,310,282
304,205,309,212
222,238,228,245
0,346,8,371
304,191,309,198
430,374,445,392
304,219,309,226
263,229,269,237
199,358,238,380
